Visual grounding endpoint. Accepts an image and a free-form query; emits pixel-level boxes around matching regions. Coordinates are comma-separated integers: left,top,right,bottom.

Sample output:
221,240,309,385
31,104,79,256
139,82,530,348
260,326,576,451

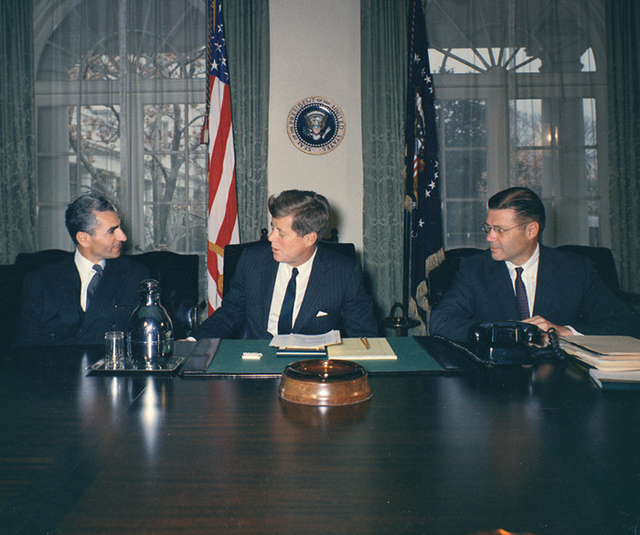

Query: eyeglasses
480,222,528,236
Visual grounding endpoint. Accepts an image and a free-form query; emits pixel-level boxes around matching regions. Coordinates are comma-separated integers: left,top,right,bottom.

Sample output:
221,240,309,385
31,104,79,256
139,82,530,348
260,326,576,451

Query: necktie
514,267,530,320
278,267,298,334
86,264,103,310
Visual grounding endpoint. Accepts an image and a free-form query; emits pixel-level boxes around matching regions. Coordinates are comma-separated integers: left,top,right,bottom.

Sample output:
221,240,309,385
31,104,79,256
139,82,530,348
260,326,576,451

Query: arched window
34,0,208,272
426,0,606,248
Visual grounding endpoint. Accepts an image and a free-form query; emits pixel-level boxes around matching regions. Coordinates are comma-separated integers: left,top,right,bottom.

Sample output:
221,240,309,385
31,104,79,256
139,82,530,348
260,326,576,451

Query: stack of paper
270,330,341,350
560,335,640,389
270,330,341,357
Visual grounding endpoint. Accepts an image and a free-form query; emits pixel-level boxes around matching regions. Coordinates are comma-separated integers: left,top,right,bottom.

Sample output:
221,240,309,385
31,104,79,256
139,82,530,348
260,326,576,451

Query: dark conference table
1,340,640,535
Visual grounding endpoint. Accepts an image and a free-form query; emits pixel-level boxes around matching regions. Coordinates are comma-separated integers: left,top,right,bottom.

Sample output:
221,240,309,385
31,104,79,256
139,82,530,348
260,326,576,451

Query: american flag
405,0,443,327
202,0,239,313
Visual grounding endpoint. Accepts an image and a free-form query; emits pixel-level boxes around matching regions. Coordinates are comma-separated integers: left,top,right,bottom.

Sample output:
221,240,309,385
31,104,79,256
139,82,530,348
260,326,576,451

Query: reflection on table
1,341,639,535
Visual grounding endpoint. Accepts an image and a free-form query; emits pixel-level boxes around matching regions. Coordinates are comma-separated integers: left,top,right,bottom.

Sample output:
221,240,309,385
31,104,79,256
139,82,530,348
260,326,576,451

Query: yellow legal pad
327,337,398,360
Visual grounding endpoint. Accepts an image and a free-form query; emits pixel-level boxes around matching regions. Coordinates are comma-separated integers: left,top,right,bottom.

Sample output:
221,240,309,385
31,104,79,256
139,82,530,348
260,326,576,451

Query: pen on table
360,337,370,350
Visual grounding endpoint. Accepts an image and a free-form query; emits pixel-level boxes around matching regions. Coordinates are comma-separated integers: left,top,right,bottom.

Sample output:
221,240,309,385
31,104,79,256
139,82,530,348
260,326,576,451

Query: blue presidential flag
405,0,444,329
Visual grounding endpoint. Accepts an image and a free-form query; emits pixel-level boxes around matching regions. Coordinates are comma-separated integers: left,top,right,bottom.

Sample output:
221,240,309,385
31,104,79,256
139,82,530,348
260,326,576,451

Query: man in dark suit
191,190,378,340
18,193,148,346
430,187,640,343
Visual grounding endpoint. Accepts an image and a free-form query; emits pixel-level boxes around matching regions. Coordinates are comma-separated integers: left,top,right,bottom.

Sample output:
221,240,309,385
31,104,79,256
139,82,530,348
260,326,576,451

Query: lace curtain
0,0,37,263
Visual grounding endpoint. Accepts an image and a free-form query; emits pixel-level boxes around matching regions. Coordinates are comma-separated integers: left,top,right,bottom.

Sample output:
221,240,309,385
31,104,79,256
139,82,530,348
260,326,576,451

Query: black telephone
467,321,546,366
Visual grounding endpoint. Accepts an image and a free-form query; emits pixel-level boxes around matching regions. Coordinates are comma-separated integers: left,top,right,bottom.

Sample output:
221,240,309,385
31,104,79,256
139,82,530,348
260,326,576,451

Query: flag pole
403,201,413,320
382,205,420,336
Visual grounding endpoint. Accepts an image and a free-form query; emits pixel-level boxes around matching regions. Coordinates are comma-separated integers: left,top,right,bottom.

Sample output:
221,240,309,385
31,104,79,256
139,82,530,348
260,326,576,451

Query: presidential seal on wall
287,97,346,154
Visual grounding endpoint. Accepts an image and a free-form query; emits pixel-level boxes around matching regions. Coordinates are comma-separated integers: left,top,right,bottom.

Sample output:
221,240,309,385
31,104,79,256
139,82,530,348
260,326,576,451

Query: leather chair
130,251,200,339
426,248,482,310
556,245,640,314
15,249,73,269
555,245,620,293
12,249,200,340
1,250,76,346
0,264,26,345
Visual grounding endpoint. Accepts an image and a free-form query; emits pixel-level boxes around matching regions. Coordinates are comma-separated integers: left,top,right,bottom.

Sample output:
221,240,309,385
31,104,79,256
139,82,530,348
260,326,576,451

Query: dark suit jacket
192,242,379,339
429,246,640,342
18,256,149,346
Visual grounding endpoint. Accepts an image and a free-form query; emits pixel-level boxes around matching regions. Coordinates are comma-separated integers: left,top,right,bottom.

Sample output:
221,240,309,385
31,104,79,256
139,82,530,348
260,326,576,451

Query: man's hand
523,315,573,337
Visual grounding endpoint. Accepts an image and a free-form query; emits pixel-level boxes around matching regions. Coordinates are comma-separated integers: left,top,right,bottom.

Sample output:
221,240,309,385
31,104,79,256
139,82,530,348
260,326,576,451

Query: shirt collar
505,243,540,274
281,247,317,278
74,249,105,279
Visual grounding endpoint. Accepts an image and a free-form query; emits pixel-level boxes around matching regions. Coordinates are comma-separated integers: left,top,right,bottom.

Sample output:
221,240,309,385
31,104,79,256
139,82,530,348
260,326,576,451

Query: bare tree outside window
35,1,209,290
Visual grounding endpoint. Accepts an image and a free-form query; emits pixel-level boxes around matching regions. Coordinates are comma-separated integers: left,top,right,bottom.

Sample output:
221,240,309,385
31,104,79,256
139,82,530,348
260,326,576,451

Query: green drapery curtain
0,0,37,263
361,0,409,322
226,0,270,243
607,0,640,294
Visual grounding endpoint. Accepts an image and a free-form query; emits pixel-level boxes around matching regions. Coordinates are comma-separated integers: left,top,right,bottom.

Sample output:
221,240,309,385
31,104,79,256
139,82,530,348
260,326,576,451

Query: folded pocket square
316,311,328,317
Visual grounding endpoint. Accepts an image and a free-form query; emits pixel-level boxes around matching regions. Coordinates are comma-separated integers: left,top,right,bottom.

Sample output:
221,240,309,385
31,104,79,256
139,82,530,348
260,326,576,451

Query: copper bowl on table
278,359,372,406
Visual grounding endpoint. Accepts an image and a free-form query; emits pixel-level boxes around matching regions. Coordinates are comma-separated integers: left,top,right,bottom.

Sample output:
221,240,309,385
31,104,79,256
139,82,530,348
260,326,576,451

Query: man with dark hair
18,193,148,346
191,189,378,339
487,187,546,235
430,187,640,342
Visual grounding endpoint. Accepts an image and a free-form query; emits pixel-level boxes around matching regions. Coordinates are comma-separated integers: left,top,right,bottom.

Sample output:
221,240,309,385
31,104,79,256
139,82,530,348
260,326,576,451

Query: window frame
432,69,609,249
34,77,207,251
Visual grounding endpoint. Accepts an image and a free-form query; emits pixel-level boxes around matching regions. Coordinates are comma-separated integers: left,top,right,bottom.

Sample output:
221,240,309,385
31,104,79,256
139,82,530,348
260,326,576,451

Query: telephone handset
467,321,561,366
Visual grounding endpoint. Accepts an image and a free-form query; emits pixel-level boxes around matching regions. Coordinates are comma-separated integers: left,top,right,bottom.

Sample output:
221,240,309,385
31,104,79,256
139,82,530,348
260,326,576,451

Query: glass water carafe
126,279,174,364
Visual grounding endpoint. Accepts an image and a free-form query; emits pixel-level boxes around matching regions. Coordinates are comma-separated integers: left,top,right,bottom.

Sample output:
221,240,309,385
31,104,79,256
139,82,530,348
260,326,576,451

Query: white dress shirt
505,244,540,316
267,249,317,336
75,250,105,311
505,244,579,334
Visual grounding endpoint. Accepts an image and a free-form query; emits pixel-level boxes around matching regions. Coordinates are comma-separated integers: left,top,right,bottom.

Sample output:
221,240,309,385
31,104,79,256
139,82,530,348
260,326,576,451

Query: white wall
268,0,363,251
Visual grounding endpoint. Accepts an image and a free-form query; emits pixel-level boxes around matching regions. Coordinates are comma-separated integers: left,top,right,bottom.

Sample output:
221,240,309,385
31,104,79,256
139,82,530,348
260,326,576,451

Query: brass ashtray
278,359,372,406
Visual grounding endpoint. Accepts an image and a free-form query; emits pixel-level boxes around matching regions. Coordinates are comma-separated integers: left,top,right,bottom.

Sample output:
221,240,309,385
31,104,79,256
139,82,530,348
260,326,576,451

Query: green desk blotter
181,337,455,377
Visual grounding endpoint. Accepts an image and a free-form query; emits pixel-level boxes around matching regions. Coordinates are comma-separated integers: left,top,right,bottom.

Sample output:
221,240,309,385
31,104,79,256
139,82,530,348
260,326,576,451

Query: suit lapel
79,259,124,333
256,249,279,332
532,246,558,317
484,256,520,319
53,259,83,327
293,247,327,332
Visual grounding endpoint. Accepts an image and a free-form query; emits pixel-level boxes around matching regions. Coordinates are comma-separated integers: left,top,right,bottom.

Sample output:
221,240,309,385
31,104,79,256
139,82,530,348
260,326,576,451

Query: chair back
15,249,73,270
222,240,265,297
426,248,482,310
555,245,621,293
130,251,200,339
0,264,26,345
2,250,74,346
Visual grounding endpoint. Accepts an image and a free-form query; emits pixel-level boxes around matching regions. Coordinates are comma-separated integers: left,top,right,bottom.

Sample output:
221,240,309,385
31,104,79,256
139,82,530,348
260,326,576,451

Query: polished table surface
1,341,640,535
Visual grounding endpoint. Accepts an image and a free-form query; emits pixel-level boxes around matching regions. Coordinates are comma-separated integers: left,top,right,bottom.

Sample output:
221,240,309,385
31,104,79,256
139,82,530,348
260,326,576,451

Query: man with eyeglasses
430,187,640,343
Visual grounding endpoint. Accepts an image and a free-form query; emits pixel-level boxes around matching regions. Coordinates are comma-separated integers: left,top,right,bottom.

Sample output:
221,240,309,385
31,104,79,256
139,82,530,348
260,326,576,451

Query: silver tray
88,356,185,375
